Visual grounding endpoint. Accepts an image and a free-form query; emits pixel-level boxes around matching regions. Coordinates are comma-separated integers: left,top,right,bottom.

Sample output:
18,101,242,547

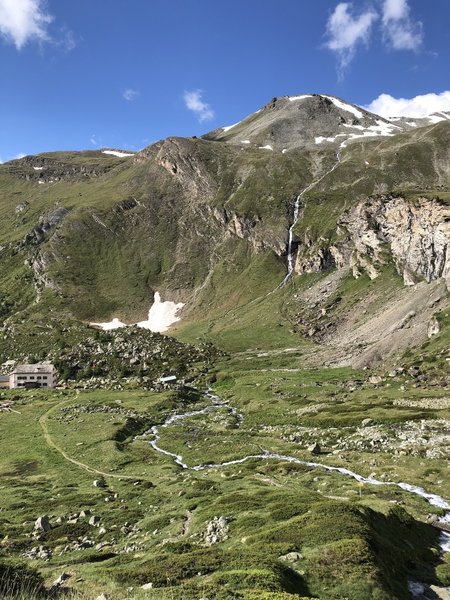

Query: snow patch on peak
321,95,364,120
102,150,134,158
222,120,241,132
426,114,447,124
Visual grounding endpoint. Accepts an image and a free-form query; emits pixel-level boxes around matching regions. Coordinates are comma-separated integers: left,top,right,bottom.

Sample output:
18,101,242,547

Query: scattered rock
279,551,303,562
205,516,229,545
308,443,321,455
22,545,51,560
48,572,71,593
428,318,440,338
34,515,51,532
93,479,107,488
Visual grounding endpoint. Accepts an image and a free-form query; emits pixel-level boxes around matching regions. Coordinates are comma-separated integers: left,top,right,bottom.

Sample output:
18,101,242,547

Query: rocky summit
0,94,450,600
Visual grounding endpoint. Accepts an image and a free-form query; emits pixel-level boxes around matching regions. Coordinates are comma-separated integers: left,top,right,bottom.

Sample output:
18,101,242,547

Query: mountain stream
137,387,450,555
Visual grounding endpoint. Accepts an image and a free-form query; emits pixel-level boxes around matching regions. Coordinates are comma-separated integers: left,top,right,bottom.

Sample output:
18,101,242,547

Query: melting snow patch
102,150,134,158
137,292,184,333
282,149,287,154
222,120,241,132
315,134,346,144
258,145,273,150
91,292,184,333
91,317,126,330
321,95,364,119
33,166,44,171
426,114,446,124
241,140,251,144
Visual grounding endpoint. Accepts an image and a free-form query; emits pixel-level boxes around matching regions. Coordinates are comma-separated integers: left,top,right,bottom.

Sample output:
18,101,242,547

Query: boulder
279,551,303,562
308,443,321,455
141,582,154,589
93,479,107,488
89,515,101,526
34,515,51,532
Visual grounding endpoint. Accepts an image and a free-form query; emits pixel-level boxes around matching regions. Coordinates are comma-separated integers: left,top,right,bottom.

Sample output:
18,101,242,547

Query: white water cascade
280,151,342,287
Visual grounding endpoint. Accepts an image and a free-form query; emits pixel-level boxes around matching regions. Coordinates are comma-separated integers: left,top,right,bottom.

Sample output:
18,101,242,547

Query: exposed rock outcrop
341,196,450,287
295,196,450,289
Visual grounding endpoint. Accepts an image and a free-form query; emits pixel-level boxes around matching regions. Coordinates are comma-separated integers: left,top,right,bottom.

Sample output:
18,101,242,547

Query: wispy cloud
59,26,77,52
183,90,215,123
123,88,139,102
0,0,53,49
324,3,378,78
366,91,450,117
90,134,99,146
381,0,423,50
13,152,26,159
324,0,424,77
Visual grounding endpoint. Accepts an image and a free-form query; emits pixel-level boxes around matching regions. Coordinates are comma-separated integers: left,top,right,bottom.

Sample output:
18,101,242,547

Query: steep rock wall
295,196,450,289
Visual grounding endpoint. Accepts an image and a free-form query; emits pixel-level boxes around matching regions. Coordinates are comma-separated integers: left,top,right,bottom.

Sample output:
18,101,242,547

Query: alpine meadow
0,87,449,600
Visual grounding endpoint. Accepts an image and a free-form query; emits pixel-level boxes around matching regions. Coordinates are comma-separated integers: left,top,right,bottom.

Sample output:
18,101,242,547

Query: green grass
0,366,448,598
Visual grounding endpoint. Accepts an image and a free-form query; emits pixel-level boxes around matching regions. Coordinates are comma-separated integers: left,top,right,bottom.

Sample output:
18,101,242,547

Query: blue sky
1,0,450,160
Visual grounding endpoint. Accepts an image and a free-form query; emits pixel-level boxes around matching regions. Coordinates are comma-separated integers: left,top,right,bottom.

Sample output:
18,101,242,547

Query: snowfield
91,292,184,333
137,292,184,333
102,150,134,158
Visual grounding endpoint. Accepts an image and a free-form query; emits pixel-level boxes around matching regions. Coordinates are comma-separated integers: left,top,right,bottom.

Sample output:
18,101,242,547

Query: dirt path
39,396,150,482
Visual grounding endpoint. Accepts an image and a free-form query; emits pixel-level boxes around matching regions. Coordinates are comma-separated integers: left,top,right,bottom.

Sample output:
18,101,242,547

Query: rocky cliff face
342,196,450,288
295,196,450,290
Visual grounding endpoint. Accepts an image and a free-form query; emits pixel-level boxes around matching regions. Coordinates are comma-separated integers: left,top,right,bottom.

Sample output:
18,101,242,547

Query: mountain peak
203,93,443,151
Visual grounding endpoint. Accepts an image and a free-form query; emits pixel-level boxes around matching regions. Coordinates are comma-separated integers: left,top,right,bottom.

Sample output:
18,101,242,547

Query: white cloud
365,91,450,117
381,0,423,51
325,3,378,77
90,134,99,146
13,152,26,159
123,88,139,102
183,90,215,123
0,0,53,49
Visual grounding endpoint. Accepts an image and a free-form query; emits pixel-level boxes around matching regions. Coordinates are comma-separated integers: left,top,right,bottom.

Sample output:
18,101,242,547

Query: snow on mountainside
102,149,135,157
205,94,450,151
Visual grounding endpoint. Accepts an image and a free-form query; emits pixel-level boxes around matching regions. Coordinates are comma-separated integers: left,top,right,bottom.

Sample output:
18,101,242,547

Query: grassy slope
0,125,449,599
0,372,448,599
